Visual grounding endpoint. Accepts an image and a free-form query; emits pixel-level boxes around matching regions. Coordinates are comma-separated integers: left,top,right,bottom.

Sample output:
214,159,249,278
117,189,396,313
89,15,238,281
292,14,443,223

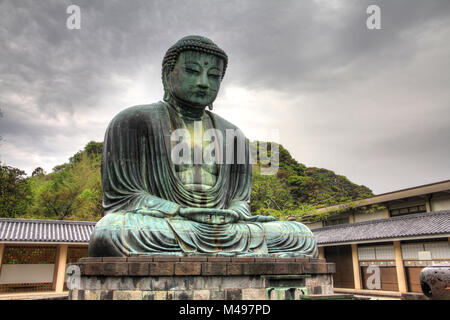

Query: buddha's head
162,35,228,110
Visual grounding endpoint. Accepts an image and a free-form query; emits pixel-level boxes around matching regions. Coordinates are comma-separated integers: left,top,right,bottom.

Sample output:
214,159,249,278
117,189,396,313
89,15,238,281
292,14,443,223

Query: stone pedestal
67,256,336,300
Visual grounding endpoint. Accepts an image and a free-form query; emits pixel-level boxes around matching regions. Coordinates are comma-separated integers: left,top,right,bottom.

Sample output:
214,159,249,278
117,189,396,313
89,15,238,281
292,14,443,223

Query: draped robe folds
88,102,318,257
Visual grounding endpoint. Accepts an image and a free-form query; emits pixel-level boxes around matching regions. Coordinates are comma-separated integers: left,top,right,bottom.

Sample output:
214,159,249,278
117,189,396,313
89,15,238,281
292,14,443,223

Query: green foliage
0,164,33,218
249,141,374,221
31,167,45,177
250,170,294,212
254,204,319,221
277,144,306,176
286,167,373,207
34,168,80,220
24,141,103,221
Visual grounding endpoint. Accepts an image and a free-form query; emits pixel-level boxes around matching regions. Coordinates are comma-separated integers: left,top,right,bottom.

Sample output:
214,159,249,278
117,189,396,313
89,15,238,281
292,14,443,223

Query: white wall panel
431,196,450,211
375,245,395,260
0,264,54,284
358,247,376,260
424,242,450,259
305,221,323,230
354,209,389,223
401,243,424,260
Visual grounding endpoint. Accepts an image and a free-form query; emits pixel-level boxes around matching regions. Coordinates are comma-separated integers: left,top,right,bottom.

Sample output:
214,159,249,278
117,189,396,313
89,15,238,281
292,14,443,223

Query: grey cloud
0,0,449,193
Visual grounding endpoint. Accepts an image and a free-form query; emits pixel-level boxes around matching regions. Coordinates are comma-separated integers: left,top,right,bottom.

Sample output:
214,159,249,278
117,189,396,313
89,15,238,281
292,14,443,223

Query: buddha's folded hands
228,200,278,223
179,207,239,225
250,215,278,222
131,195,181,218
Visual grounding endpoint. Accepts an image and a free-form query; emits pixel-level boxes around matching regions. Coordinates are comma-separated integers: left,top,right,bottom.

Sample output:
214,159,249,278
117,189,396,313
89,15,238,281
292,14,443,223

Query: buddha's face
168,50,224,108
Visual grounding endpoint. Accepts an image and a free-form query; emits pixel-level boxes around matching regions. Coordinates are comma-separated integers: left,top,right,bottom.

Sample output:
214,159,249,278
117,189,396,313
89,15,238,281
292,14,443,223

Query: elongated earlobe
163,89,171,102
162,71,171,102
208,104,213,110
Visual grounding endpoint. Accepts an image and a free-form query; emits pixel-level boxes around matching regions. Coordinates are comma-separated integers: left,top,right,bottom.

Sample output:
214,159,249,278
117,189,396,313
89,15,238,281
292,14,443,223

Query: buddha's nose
197,73,209,89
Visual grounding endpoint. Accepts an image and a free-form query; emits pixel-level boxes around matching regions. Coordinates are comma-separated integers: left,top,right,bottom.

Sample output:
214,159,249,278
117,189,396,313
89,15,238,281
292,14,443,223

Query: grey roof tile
0,218,96,243
313,210,450,244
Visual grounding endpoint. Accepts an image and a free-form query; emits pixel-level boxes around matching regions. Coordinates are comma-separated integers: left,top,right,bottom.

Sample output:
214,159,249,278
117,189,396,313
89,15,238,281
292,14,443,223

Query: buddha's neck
169,101,206,120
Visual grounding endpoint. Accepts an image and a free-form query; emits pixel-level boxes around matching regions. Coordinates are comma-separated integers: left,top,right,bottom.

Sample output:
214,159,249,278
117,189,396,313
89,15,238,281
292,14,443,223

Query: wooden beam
393,241,408,293
351,244,362,290
53,244,68,292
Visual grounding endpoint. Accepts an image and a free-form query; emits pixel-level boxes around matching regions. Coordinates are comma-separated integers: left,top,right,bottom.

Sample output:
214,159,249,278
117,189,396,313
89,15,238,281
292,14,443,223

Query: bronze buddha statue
88,35,317,258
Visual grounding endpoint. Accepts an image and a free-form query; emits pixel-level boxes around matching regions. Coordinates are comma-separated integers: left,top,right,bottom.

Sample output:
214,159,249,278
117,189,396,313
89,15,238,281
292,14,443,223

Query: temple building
303,180,450,298
0,219,95,294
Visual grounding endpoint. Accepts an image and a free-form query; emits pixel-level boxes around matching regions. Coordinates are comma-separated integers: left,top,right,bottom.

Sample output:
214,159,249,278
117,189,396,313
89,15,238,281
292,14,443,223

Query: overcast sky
0,0,449,194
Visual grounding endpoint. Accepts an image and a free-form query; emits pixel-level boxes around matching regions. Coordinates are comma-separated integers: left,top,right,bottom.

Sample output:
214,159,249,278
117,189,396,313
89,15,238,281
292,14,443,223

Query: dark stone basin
420,263,450,300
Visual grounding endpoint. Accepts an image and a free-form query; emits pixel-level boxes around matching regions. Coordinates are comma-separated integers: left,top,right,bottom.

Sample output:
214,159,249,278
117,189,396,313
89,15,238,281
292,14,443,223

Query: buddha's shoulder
111,102,167,122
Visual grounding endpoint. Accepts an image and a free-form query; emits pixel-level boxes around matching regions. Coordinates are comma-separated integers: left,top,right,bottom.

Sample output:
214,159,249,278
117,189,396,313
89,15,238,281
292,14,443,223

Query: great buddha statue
88,35,317,258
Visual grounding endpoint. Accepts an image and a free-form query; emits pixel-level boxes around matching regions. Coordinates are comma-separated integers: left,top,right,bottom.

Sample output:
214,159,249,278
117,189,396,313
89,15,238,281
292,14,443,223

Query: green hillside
251,143,373,221
0,141,373,222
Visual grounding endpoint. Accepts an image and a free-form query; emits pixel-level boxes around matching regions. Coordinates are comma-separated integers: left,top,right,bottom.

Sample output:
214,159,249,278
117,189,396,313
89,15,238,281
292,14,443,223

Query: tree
52,163,69,172
84,141,103,158
34,167,80,220
0,164,32,218
248,141,374,222
30,142,103,221
32,167,45,177
250,168,294,212
69,141,103,164
287,175,323,204
69,151,102,220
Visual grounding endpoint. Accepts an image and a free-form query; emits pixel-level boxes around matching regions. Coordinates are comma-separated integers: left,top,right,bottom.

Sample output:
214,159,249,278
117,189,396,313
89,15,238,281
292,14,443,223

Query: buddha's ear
162,70,171,102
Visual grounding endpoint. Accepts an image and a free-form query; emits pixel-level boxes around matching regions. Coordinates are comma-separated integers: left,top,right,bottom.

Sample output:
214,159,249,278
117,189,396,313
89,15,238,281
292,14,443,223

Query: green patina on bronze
88,35,318,257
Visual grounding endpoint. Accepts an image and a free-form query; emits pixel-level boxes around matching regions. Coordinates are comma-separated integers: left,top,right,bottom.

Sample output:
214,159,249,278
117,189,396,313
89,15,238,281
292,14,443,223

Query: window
390,204,426,217
375,246,395,260
323,217,349,227
358,245,395,261
358,247,376,260
402,241,450,260
401,243,423,260
424,242,450,259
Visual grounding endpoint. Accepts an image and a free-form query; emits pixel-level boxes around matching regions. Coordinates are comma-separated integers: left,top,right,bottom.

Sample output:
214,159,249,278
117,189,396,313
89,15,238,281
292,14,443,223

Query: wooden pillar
394,241,408,293
318,246,325,259
53,244,68,292
0,243,4,276
425,201,431,213
349,213,355,224
351,244,362,290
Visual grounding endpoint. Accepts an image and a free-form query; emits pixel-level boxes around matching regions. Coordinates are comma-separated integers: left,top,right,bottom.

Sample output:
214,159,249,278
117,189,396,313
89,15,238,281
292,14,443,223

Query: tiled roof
0,218,96,243
313,210,450,245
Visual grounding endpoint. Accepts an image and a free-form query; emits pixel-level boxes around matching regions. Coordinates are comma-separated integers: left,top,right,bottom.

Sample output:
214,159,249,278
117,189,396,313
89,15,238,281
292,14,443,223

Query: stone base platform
67,256,336,300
